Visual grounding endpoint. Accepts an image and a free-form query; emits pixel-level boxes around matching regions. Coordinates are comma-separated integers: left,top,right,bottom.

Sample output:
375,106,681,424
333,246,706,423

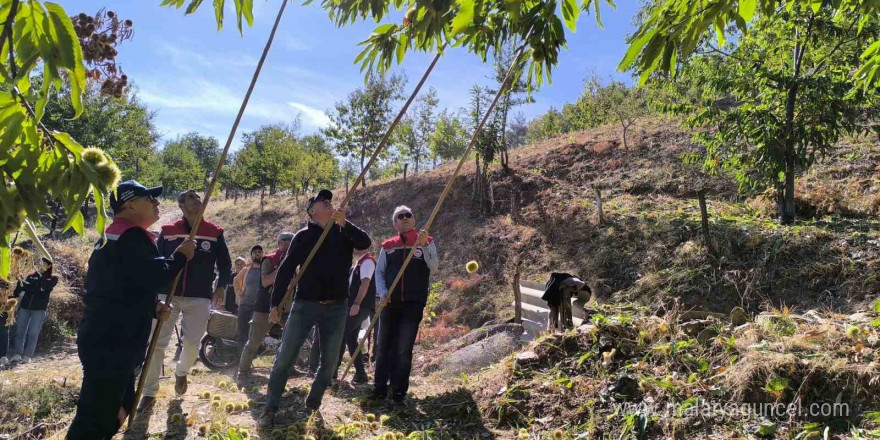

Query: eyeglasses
396,212,413,220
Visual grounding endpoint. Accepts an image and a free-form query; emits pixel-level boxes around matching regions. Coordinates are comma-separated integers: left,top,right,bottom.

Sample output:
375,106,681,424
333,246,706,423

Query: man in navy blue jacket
138,189,232,410
67,181,195,440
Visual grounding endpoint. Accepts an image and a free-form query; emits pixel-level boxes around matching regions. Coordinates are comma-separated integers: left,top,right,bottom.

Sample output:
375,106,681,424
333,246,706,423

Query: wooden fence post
698,190,716,257
513,253,523,325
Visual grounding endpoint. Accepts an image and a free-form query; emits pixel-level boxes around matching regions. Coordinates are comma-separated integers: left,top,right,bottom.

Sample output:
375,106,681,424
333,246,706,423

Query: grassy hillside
204,117,880,327
4,116,879,439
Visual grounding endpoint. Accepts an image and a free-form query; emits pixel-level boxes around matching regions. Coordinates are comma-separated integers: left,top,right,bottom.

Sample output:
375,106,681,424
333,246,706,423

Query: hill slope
210,117,880,327
3,116,879,439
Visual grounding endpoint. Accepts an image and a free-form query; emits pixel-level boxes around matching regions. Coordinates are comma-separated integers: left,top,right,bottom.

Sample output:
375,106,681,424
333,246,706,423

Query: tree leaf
213,0,225,30
452,0,474,34
23,219,52,262
93,188,108,242
51,131,84,160
185,0,206,14
373,23,395,35
618,27,658,71
62,209,84,235
593,0,604,29
241,0,254,28
739,0,756,22
0,243,9,281
44,3,87,117
714,17,726,46
562,0,579,31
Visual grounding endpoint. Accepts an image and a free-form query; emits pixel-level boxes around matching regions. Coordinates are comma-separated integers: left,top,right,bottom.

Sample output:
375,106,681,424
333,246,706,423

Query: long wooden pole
272,49,445,319
339,38,531,382
129,0,289,425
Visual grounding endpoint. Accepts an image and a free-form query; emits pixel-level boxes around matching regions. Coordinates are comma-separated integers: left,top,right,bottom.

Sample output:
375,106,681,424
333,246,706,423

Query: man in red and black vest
372,205,439,404
138,189,232,411
67,181,195,440
336,247,377,383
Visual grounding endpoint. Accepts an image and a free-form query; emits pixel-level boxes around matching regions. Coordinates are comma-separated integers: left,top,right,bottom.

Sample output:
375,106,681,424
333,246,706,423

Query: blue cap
110,180,163,213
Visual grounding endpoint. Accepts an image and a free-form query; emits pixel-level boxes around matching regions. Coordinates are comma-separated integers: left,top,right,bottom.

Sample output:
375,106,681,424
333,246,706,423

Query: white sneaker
0,357,8,367
10,355,21,363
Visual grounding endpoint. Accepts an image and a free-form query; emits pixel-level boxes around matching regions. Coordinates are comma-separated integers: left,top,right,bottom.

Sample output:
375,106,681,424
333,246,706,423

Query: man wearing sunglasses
372,205,439,404
68,181,196,439
138,189,232,411
258,189,371,426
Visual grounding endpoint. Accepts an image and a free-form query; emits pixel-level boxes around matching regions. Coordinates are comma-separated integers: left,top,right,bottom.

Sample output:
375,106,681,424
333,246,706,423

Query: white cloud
284,37,311,52
288,102,330,128
158,41,258,73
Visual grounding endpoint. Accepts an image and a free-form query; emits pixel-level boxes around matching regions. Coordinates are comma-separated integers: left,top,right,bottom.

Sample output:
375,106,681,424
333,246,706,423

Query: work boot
175,374,188,395
0,357,8,367
305,397,321,412
352,371,368,384
10,355,21,363
369,388,387,401
137,396,156,413
392,393,406,406
257,410,275,428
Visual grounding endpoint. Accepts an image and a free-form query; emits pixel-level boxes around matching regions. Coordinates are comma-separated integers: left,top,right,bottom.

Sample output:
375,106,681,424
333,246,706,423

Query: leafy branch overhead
166,0,617,89
1,1,123,279
619,0,880,88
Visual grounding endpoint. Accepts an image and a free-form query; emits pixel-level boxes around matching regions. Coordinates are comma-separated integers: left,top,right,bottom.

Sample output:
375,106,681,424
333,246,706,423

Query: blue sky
62,1,641,149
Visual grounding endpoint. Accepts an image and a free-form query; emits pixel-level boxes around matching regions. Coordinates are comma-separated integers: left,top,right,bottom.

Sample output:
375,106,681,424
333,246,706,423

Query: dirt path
115,340,499,440
3,334,497,440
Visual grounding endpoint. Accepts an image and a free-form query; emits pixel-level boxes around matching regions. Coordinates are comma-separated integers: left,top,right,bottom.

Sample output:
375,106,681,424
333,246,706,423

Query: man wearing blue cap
67,181,196,440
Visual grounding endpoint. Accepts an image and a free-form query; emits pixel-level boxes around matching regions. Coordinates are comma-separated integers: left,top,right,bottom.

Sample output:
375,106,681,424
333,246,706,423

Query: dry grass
6,115,879,439
473,304,880,439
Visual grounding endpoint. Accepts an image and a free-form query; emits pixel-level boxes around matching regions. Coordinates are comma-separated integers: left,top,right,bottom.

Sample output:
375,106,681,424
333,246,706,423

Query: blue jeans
237,304,255,350
14,308,47,358
265,300,346,411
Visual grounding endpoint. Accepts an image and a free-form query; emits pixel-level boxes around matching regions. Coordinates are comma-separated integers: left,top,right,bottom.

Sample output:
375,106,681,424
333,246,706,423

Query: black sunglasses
396,212,413,220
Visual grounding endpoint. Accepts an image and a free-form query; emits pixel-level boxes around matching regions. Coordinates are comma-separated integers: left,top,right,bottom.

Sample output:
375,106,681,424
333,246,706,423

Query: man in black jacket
67,181,195,440
258,189,371,427
139,189,232,410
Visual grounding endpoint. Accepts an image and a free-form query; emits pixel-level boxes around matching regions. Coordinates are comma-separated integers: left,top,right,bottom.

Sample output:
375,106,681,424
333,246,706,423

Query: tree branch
805,21,860,80
2,0,20,79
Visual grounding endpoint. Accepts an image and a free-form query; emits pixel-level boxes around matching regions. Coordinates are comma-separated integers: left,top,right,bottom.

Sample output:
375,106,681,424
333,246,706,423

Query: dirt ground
14,332,503,440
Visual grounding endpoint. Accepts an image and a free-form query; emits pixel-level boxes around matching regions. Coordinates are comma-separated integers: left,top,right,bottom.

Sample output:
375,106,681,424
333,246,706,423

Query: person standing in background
9,258,58,363
226,256,247,314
